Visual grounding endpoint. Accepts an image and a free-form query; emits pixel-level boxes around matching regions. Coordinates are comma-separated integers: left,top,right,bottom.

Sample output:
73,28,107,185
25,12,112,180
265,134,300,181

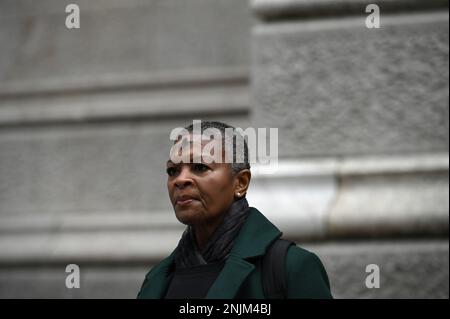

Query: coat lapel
139,207,282,299
138,254,174,299
205,254,255,299
206,207,282,299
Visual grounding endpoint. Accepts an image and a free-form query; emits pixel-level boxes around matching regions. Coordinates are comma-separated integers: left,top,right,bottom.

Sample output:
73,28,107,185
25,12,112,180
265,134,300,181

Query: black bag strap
262,238,294,299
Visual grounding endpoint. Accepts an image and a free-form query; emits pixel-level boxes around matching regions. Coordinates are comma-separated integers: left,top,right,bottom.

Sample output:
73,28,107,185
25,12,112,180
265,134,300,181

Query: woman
137,121,332,299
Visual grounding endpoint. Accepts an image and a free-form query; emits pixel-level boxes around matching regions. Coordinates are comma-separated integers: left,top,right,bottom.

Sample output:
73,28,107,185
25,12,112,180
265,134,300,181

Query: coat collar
140,207,282,299
228,206,282,259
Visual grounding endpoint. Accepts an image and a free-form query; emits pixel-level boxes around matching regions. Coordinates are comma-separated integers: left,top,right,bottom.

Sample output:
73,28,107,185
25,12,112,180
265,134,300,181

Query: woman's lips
175,196,198,206
176,198,194,206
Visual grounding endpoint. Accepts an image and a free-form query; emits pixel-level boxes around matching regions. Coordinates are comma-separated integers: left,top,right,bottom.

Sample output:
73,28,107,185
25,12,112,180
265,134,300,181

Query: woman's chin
174,209,202,225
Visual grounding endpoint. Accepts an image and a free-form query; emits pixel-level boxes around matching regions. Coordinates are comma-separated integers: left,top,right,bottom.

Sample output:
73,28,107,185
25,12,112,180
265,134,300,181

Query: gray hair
184,121,251,175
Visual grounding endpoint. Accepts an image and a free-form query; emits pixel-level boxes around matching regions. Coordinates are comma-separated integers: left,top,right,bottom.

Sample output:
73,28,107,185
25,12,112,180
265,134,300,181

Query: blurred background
0,0,448,298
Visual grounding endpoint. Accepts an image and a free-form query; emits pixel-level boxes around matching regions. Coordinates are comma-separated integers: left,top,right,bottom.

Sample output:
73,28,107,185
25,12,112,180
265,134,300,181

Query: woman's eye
166,167,177,176
192,164,209,173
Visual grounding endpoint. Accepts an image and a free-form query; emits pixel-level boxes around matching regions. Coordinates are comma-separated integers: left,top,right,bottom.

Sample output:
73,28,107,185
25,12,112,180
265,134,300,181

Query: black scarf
173,197,250,268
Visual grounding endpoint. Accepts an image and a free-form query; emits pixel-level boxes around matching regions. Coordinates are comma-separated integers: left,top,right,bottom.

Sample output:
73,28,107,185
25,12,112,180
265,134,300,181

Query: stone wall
0,0,252,298
0,0,448,298
249,0,449,298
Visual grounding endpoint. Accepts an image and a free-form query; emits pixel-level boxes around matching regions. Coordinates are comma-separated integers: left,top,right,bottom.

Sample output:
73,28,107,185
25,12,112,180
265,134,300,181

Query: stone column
248,0,449,298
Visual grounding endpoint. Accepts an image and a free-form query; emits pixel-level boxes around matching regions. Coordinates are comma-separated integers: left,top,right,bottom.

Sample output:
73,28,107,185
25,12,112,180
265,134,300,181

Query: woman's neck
193,215,225,252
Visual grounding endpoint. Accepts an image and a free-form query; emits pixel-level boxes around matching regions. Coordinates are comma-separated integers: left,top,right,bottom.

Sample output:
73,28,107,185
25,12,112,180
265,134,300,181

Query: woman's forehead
169,135,226,164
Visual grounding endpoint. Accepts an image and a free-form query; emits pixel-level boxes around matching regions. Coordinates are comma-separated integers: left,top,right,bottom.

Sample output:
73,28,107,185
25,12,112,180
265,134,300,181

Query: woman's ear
234,169,251,198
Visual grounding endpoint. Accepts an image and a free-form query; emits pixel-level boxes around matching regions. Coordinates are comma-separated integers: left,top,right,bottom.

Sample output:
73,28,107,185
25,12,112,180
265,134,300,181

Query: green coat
137,207,332,299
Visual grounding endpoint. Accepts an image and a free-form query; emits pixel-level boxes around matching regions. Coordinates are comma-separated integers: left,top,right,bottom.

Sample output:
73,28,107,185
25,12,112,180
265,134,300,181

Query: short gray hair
184,121,250,175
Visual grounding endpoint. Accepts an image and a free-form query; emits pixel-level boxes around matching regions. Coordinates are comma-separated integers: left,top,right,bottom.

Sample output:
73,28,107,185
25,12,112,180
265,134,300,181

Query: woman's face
166,137,236,227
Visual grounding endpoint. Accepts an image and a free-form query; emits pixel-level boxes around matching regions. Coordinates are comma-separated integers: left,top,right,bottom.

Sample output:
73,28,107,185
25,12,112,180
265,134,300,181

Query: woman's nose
173,166,193,188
